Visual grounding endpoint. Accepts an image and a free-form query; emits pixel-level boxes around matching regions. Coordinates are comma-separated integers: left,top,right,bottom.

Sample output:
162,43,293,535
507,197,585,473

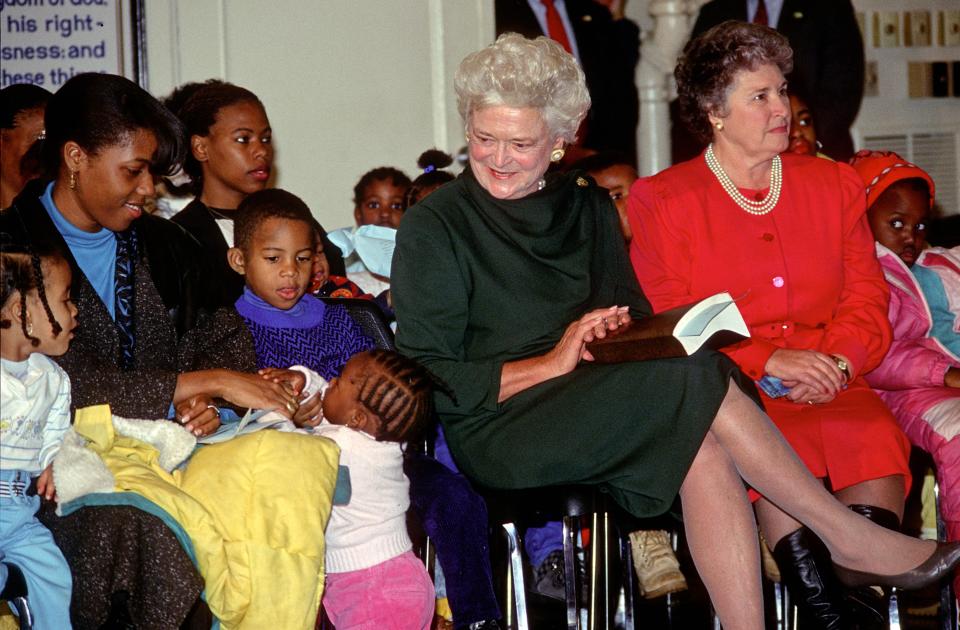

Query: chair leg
590,511,600,630
665,529,680,629
9,598,34,630
584,510,611,630
602,512,611,630
503,522,529,630
889,588,901,630
562,515,580,630
772,582,784,630
935,480,959,630
620,530,635,630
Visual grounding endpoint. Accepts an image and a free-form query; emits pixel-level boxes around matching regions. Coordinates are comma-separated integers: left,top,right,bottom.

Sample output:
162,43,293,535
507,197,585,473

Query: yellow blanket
74,405,339,629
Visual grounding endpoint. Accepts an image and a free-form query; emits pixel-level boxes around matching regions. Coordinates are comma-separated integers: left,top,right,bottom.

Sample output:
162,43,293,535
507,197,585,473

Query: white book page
675,292,734,337
675,293,750,354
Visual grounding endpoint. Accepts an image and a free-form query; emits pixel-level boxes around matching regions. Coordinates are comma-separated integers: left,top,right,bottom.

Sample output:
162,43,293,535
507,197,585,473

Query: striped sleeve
39,363,72,469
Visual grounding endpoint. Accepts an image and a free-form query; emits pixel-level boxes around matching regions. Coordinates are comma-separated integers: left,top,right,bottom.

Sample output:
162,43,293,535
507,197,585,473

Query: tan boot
759,531,781,583
628,529,688,599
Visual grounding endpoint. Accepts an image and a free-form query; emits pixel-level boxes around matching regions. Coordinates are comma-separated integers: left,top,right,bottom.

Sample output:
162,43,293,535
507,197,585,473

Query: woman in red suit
629,21,911,628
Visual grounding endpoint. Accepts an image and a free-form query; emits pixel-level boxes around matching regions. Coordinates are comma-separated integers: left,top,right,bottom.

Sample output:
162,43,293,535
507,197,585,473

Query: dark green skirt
441,350,759,518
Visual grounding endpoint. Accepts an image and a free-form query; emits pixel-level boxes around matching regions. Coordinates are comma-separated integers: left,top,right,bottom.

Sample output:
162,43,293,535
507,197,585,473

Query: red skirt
749,380,911,502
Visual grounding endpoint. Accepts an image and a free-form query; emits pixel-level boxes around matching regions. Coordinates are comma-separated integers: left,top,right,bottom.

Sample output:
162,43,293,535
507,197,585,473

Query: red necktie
541,0,573,54
753,0,769,26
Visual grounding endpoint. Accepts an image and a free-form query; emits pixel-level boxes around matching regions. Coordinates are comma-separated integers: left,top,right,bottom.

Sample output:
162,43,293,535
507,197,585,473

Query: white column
636,0,697,176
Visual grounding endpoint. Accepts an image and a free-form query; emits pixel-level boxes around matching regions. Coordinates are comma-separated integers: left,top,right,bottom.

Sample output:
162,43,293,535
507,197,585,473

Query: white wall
144,0,494,228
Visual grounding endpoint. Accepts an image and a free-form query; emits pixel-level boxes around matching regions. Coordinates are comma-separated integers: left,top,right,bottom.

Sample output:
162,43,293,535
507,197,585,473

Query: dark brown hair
0,235,66,347
675,21,793,144
354,349,440,443
42,73,185,178
353,167,411,206
405,149,455,208
233,188,316,253
165,79,265,195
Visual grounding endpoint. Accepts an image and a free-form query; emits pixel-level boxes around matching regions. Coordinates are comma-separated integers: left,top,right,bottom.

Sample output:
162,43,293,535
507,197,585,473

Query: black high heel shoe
833,541,960,590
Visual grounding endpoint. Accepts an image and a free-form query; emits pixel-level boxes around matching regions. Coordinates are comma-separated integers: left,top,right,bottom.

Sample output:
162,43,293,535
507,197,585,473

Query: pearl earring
550,148,565,162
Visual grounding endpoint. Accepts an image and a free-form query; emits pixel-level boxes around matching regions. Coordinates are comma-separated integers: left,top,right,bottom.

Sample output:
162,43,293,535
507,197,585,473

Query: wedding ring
285,400,298,414
206,404,220,416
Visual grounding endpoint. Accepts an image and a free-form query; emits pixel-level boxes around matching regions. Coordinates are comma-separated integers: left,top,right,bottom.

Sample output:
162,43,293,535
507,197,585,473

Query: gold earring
550,148,565,163
68,170,78,190
714,121,724,131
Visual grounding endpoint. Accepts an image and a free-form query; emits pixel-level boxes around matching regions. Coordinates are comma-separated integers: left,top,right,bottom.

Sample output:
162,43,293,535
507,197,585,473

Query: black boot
846,503,900,531
773,527,846,629
844,504,901,629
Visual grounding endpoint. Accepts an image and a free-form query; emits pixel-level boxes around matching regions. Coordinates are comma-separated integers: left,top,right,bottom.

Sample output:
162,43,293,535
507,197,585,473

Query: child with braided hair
259,350,437,628
1,237,77,628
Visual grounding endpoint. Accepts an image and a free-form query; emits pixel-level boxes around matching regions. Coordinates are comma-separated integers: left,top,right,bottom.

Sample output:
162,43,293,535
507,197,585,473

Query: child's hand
175,394,222,437
946,367,960,389
293,392,323,428
258,368,306,396
37,465,57,502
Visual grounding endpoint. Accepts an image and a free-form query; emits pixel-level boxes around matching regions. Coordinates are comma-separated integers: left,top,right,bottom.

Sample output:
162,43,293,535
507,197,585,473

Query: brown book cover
585,293,749,363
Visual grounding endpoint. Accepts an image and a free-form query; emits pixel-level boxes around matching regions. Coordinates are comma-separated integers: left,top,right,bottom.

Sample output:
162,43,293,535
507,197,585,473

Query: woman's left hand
497,305,630,403
549,305,631,373
783,382,836,405
176,394,222,437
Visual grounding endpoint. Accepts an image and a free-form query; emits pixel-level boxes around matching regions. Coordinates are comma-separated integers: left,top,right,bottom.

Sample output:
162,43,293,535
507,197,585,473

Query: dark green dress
393,169,755,517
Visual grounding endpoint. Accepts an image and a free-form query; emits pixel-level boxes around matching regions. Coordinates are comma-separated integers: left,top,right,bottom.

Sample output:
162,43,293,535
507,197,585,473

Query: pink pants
881,390,960,592
323,551,435,629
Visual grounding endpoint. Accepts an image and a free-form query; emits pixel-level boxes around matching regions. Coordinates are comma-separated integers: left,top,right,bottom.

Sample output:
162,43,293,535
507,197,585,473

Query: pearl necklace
705,143,782,216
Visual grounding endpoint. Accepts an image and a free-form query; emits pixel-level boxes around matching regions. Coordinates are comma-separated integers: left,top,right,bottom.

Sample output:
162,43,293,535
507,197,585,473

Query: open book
197,408,290,445
585,292,750,363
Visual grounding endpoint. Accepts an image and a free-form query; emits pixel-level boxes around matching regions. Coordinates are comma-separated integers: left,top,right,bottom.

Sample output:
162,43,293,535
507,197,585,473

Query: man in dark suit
676,0,864,163
495,0,641,162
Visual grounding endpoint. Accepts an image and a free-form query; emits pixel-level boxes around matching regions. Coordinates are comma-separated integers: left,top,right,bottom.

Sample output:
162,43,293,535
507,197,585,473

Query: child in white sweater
1,241,77,628
263,349,436,629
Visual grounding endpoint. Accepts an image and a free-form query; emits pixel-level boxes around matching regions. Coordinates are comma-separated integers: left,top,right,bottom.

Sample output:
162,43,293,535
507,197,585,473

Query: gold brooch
576,177,589,187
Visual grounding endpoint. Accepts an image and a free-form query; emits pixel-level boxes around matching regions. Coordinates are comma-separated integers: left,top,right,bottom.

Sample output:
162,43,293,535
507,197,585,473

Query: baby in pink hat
850,150,960,592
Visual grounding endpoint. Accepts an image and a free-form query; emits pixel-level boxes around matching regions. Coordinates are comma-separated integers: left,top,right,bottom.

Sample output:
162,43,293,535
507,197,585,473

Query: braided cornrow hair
355,349,451,443
0,234,65,347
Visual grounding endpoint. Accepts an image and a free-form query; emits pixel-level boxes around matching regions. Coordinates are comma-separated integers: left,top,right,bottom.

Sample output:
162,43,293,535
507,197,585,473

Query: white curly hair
455,33,591,143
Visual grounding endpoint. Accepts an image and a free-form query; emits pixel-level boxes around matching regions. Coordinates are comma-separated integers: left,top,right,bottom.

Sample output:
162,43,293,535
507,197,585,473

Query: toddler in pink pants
265,349,436,629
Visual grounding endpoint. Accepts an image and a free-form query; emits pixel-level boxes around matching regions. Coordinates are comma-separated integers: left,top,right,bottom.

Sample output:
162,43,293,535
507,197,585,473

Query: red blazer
627,152,891,383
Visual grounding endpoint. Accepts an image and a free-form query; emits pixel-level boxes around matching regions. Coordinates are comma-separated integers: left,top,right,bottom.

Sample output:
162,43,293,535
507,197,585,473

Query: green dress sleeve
393,207,503,419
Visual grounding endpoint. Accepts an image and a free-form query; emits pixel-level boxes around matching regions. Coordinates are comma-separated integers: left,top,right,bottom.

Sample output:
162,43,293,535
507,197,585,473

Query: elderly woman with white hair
392,33,960,629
